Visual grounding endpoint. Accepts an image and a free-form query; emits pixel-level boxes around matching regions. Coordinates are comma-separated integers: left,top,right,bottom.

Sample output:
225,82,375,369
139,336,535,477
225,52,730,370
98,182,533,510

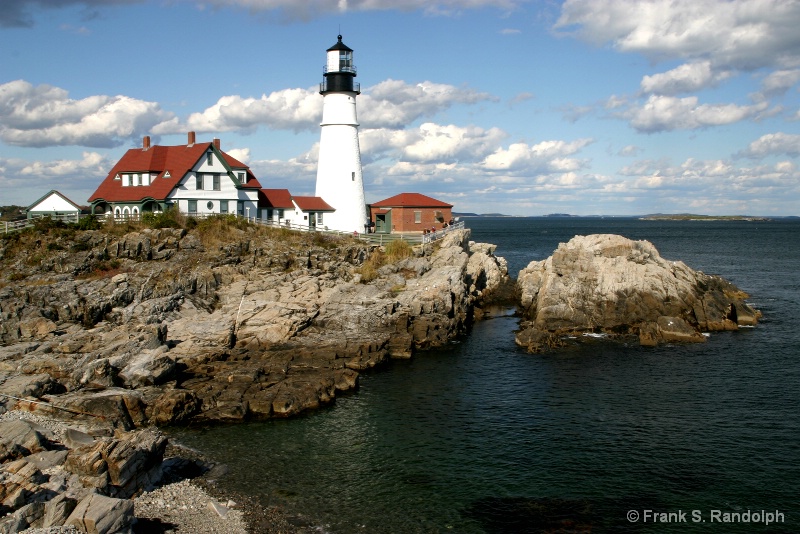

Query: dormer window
164,171,171,179
238,172,245,182
114,174,121,180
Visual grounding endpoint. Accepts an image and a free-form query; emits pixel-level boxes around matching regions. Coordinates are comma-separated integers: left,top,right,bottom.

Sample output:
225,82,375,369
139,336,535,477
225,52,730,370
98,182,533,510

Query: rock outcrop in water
516,234,760,352
0,223,509,431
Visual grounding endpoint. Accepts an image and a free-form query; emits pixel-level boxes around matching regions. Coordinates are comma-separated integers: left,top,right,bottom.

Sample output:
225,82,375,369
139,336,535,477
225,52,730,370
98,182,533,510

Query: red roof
259,188,294,209
89,142,260,203
370,192,453,208
292,196,335,211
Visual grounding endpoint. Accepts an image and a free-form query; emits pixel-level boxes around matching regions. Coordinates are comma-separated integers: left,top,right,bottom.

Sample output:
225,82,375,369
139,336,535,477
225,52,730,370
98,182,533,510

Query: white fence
3,211,465,246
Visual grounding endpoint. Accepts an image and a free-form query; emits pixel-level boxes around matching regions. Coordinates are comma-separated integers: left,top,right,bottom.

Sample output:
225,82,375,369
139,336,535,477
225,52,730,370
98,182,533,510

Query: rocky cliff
0,221,509,431
516,234,760,352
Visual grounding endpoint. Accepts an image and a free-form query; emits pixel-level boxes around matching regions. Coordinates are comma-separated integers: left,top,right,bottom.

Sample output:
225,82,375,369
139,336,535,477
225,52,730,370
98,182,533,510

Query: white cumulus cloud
555,0,800,71
640,61,732,95
737,132,800,159
481,138,593,172
625,95,768,133
0,80,174,148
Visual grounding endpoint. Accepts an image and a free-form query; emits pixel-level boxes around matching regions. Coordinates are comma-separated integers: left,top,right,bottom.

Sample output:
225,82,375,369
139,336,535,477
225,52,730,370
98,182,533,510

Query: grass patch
357,239,414,283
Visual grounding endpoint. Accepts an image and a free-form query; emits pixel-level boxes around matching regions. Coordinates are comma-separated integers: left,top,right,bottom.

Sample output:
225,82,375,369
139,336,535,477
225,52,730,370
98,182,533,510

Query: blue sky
1,0,799,216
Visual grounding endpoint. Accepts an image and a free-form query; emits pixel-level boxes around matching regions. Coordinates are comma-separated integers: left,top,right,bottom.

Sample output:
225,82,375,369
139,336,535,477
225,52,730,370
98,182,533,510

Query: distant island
639,214,771,221
453,212,513,218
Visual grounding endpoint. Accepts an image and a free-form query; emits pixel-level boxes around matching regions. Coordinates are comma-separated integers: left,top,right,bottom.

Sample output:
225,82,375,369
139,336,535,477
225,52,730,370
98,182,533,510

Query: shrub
142,207,183,229
75,216,101,230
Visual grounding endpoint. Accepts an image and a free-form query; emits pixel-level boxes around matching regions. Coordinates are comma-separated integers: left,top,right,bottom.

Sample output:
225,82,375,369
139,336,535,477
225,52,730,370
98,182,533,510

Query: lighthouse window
352,172,355,181
340,51,352,69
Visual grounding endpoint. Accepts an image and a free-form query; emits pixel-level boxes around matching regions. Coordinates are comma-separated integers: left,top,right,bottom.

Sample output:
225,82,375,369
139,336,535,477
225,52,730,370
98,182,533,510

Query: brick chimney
142,135,151,150
188,131,196,146
213,138,220,150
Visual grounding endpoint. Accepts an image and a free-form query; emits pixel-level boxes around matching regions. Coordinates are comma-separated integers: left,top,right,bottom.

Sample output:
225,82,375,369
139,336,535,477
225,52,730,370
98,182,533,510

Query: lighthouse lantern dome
326,35,355,74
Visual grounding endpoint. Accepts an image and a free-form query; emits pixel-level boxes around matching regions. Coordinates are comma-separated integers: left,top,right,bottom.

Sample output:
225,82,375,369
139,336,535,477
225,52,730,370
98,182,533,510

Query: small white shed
26,190,83,221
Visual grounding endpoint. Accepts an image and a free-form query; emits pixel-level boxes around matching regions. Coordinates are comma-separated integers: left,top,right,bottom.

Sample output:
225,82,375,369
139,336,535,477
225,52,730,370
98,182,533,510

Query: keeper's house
89,132,262,218
368,193,453,234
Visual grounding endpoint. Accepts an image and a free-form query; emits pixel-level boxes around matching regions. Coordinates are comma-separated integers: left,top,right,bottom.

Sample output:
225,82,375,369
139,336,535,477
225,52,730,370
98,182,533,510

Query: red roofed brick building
369,193,453,234
89,132,262,218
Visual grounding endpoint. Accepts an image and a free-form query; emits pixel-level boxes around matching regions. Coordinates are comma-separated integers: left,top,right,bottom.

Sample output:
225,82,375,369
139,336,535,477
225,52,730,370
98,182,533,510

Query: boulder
517,234,760,351
65,492,135,534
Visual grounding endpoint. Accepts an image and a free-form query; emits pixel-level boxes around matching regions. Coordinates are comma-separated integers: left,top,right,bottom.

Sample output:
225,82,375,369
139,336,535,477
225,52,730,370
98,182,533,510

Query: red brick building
369,193,453,233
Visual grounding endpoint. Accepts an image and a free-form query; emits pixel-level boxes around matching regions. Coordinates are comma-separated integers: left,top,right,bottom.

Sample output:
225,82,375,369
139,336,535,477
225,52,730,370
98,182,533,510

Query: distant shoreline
453,213,785,220
638,215,771,221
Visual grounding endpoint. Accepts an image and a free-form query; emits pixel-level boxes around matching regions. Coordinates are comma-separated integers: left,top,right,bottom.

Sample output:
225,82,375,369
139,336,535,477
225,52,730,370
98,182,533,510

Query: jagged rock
0,501,45,533
63,428,166,499
0,373,62,400
42,493,77,528
65,492,134,534
0,419,50,463
516,234,760,351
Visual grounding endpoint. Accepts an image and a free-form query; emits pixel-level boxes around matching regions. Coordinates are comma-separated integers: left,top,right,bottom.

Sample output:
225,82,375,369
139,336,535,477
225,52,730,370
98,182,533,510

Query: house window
414,210,422,223
213,174,220,191
196,174,203,190
206,201,214,211
277,209,284,219
220,200,228,214
238,201,244,215
188,200,197,214
238,172,245,182
207,152,213,166
266,209,273,219
316,212,324,225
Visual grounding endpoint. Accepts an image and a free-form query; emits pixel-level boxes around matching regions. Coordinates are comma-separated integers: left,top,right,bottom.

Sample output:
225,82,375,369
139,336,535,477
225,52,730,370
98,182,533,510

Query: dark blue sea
170,217,800,533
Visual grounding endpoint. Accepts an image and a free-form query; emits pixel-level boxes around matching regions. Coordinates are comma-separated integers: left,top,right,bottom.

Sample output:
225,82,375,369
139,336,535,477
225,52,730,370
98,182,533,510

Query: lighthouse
315,35,368,234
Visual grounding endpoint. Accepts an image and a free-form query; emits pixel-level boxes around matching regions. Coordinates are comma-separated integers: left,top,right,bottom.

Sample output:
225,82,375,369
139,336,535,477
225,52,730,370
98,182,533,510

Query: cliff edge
0,221,508,430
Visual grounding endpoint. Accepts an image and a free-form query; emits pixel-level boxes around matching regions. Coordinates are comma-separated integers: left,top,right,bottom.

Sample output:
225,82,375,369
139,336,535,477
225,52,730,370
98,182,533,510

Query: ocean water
170,217,800,533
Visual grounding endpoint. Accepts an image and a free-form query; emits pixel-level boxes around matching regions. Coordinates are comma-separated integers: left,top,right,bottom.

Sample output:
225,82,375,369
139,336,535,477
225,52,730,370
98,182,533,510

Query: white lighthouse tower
315,35,368,234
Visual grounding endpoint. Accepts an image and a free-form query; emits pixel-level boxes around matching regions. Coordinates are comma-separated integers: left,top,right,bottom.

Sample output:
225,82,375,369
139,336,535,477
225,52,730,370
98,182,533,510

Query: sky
1,0,799,216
